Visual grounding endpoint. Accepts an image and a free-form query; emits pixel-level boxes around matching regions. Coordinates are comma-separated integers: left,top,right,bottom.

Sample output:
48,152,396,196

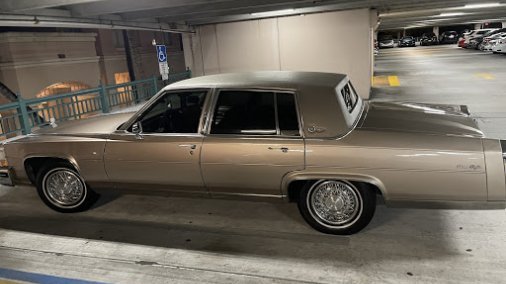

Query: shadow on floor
0,185,460,264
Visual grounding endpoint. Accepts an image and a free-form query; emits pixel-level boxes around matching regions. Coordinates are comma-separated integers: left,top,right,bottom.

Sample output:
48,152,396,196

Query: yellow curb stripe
387,75,400,86
372,76,388,87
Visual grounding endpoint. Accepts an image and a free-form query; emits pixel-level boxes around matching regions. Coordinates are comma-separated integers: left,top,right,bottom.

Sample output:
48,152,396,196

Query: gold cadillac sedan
1,71,505,235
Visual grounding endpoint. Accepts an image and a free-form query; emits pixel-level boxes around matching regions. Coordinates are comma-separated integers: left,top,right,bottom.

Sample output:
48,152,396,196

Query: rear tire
36,162,98,213
297,180,376,235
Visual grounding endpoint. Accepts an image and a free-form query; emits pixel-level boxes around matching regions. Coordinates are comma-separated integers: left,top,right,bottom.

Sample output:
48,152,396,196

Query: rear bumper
0,167,15,186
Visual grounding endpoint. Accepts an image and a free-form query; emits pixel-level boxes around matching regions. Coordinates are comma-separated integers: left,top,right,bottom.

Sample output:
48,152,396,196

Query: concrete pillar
402,29,407,37
474,23,482,29
433,26,439,39
502,22,506,28
397,31,401,39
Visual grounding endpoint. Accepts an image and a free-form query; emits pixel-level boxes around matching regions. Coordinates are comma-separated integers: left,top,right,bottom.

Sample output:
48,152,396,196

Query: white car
464,29,496,48
492,34,506,54
481,33,506,51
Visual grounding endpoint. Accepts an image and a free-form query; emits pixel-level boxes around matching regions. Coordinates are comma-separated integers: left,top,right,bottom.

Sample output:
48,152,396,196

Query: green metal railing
0,70,191,138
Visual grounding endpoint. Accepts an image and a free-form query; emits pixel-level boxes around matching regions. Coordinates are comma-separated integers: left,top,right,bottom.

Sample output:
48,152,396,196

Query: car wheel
36,162,98,213
297,180,376,235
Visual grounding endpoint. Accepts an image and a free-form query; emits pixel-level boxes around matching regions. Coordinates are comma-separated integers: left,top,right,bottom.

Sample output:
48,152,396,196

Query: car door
201,90,305,197
104,89,209,192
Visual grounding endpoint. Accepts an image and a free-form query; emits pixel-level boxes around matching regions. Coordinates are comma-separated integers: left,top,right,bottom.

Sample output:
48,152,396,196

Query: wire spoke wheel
43,168,86,209
306,180,364,230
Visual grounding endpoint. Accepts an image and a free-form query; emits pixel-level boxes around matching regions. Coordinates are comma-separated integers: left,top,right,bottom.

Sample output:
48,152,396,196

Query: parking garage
0,1,505,283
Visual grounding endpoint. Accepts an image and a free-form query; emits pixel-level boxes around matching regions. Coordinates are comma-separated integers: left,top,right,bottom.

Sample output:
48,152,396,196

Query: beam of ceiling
69,0,237,17
0,0,505,31
0,0,105,12
0,14,194,33
120,0,323,21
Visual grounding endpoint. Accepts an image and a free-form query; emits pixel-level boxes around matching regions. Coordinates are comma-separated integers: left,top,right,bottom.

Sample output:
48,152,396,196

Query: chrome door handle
268,147,289,153
179,144,197,149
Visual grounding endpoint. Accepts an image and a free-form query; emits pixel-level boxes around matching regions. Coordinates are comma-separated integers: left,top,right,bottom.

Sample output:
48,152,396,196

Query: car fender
281,170,387,198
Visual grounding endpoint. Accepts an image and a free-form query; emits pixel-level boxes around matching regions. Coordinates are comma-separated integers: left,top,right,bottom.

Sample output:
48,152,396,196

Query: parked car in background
420,33,438,46
492,34,506,54
379,36,395,48
2,71,504,235
465,29,496,49
398,36,416,47
480,32,506,51
467,29,499,49
440,31,459,44
458,31,473,48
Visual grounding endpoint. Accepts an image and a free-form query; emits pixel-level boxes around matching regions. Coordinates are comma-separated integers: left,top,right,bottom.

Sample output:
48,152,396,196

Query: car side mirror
132,121,144,139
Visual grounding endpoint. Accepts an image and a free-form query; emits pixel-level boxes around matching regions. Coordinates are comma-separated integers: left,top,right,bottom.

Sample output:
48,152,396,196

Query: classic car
1,71,505,235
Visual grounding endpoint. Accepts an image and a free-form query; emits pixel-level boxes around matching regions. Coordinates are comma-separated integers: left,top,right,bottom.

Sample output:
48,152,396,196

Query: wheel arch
282,172,387,202
23,155,80,184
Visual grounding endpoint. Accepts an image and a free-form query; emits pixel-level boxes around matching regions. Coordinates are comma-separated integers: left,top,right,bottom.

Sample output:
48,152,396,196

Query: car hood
32,112,135,135
360,102,484,137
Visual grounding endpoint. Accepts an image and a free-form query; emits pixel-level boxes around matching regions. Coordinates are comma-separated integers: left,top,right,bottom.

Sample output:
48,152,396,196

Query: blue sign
156,45,167,63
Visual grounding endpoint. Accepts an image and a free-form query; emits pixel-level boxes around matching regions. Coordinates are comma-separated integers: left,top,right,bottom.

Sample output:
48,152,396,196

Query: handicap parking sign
156,45,167,63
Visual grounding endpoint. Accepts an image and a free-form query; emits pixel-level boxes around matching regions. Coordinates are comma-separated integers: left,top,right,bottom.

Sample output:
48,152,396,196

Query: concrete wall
0,30,186,100
183,8,376,98
0,32,100,99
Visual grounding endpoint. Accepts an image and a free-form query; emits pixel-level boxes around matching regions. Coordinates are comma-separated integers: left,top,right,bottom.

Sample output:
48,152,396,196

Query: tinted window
277,93,299,136
135,91,206,133
340,83,358,113
211,91,276,135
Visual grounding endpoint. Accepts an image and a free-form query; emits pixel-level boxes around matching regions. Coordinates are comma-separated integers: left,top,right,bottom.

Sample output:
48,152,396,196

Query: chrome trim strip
210,191,286,199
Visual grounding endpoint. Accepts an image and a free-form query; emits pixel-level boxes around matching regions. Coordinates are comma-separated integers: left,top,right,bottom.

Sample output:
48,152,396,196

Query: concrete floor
1,45,506,283
373,45,506,139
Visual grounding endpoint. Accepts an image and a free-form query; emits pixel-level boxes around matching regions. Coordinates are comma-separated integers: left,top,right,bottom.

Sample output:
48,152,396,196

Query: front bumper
0,167,14,186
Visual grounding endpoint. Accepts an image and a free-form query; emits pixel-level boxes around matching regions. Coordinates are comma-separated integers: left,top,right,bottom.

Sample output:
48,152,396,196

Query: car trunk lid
359,102,484,137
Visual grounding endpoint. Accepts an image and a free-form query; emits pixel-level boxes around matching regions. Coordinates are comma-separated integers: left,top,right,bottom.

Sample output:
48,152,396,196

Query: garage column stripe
0,267,105,284
387,76,400,87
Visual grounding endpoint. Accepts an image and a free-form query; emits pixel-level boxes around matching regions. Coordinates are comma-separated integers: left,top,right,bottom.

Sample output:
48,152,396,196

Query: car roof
165,71,347,90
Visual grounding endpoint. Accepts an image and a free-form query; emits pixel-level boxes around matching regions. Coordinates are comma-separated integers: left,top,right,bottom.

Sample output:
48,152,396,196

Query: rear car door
201,90,305,197
104,89,209,192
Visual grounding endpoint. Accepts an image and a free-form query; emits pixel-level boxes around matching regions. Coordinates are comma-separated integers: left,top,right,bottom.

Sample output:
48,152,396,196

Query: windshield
380,35,393,41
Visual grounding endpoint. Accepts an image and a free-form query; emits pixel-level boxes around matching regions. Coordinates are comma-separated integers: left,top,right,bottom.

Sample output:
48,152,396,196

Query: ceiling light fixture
251,9,295,17
463,3,501,9
438,12,466,17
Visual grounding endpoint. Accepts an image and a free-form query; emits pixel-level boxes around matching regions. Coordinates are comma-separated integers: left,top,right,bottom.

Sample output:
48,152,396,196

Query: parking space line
373,75,400,87
475,73,495,80
0,267,104,284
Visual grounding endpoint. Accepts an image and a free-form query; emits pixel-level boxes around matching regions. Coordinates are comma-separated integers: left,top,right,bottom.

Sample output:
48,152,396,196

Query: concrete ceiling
1,0,506,31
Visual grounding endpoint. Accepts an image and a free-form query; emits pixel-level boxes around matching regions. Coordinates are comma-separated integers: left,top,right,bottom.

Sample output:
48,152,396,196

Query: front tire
297,180,376,235
36,162,98,213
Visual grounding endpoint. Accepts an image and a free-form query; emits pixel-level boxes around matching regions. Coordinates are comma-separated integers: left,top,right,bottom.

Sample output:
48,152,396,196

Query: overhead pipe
0,14,195,34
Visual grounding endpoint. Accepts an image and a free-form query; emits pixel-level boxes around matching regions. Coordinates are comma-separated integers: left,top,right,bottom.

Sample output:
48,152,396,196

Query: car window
210,90,300,136
276,93,300,136
133,90,207,134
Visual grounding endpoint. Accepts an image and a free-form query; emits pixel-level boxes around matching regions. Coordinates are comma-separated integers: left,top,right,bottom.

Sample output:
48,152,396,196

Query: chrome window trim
205,88,304,138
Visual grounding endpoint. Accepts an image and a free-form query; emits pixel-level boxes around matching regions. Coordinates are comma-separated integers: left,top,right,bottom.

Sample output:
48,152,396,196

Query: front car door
104,89,209,192
201,90,305,197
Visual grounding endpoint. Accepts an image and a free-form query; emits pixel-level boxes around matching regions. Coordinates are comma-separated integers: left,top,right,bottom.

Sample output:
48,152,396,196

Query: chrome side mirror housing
132,121,144,139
